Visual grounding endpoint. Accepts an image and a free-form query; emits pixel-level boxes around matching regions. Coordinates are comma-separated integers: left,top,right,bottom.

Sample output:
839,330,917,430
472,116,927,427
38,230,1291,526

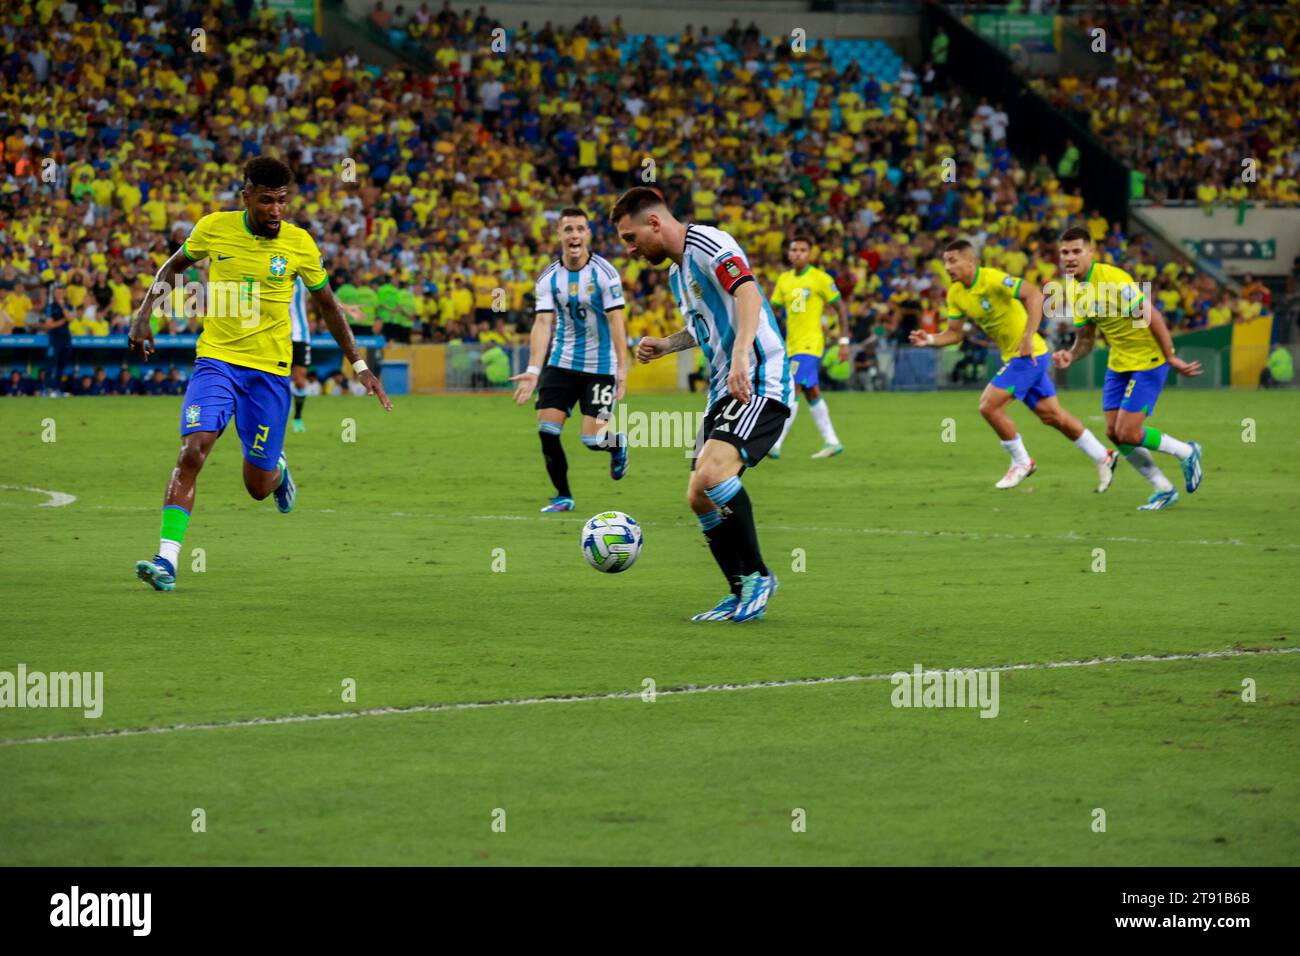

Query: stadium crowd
1030,1,1298,208
0,0,1277,396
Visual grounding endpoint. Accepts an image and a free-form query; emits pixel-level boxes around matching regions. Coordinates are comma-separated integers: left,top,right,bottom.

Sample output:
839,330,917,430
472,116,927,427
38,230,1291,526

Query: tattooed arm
635,327,696,363
1052,322,1095,370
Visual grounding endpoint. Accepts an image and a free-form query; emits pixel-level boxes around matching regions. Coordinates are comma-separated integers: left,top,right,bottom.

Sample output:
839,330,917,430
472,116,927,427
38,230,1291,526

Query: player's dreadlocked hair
243,156,293,190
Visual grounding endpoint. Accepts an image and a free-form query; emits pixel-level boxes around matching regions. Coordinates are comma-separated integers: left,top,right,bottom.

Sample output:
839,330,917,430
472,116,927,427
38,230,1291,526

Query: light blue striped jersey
534,253,625,375
668,224,791,409
289,277,310,344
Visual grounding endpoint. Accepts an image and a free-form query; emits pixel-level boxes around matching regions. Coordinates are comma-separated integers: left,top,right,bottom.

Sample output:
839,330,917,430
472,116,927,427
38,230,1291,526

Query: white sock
808,397,839,445
1125,447,1173,491
1072,428,1109,464
1000,434,1031,466
1157,432,1193,460
773,399,798,451
159,538,181,569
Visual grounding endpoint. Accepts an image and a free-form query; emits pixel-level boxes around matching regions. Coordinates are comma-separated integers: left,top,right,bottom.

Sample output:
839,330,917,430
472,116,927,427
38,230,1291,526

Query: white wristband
352,360,368,375
526,365,541,376
924,333,936,346
838,336,850,346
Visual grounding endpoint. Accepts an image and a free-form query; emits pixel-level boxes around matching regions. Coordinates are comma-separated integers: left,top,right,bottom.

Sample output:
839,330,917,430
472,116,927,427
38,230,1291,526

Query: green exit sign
1182,238,1276,259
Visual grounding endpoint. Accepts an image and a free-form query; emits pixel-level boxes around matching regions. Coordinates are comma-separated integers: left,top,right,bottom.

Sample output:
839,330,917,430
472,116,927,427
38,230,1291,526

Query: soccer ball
581,511,643,573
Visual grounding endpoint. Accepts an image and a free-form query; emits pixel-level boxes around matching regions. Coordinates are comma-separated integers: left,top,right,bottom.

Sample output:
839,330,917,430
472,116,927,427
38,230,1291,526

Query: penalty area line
2,646,1296,748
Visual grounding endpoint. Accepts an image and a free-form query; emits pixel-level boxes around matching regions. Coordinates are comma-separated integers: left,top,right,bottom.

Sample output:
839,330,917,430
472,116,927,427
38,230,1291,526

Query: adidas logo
715,423,731,433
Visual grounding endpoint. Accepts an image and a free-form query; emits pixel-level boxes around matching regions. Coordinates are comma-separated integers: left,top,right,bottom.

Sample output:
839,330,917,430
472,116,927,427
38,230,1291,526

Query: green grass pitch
1,387,1297,865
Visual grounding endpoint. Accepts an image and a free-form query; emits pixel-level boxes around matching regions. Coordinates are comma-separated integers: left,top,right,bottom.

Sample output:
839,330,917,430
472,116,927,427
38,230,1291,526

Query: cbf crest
184,404,201,427
269,255,288,278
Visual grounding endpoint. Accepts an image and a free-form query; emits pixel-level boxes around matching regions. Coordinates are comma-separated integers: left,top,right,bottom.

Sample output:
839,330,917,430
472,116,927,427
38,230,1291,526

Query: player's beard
250,217,281,239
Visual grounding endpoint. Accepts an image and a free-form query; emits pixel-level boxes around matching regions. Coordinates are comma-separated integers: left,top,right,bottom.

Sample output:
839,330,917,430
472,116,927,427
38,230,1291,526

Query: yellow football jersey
770,266,841,357
944,266,1047,362
1067,261,1163,372
182,211,328,375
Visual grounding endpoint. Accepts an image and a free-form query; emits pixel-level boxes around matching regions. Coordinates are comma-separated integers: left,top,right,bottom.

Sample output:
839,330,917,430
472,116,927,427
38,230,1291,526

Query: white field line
55,504,1300,550
2,646,1295,748
0,485,76,507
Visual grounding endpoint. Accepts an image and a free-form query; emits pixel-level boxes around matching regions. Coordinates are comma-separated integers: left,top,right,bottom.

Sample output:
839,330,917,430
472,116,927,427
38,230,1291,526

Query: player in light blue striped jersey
511,207,630,512
289,276,312,432
614,187,792,623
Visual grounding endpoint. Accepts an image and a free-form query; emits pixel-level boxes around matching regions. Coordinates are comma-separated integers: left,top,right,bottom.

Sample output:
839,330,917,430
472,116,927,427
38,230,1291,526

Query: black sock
539,430,571,498
293,394,305,420
720,486,768,577
703,522,744,595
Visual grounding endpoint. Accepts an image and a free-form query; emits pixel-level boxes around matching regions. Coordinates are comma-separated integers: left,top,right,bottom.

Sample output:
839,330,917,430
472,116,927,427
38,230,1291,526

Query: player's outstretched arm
310,283,392,410
636,328,695,364
607,306,630,401
1143,302,1202,377
1015,281,1045,358
509,310,553,405
909,318,964,348
833,296,852,360
129,246,192,360
1054,322,1095,369
727,281,762,402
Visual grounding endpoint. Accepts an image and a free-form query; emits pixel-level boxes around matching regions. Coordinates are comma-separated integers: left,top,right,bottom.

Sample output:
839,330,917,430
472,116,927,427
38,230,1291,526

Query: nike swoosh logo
217,255,234,261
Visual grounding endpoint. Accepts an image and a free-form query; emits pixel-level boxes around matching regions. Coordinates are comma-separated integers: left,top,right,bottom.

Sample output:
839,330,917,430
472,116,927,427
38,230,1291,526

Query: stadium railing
0,334,386,379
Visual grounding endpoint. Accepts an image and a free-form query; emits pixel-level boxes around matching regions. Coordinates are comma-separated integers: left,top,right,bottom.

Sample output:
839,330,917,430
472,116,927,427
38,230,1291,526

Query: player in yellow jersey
910,239,1119,490
768,235,851,459
127,158,392,591
1051,227,1203,511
